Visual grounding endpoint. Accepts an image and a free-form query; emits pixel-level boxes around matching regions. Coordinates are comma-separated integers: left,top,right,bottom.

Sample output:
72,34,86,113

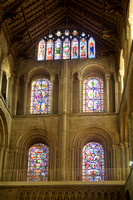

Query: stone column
50,75,55,114
114,74,118,112
105,74,110,112
78,74,82,113
125,142,130,179
70,75,73,113
24,75,28,115
5,73,11,106
13,75,20,115
112,145,116,180
61,60,68,181
58,73,61,113
0,146,4,180
120,143,125,180
9,73,15,113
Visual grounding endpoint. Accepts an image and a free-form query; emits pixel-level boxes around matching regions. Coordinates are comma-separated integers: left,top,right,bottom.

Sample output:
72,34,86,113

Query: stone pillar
105,74,110,112
61,60,68,181
114,74,118,112
13,75,20,115
125,142,130,179
9,73,15,113
24,75,28,115
70,75,73,113
5,73,11,106
78,74,82,113
50,75,55,114
112,145,116,180
120,143,125,180
58,73,61,113
0,146,4,180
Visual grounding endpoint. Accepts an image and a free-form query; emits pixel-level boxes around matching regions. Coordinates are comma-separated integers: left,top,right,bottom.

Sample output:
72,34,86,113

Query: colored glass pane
63,38,70,59
88,37,95,58
71,38,78,59
83,77,103,112
82,142,104,181
46,39,53,60
80,38,87,59
55,39,62,59
27,143,49,181
38,39,45,61
30,79,51,114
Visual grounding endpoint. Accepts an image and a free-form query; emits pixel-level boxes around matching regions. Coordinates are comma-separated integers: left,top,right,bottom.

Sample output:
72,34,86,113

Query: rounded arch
15,128,57,181
71,127,113,181
81,64,106,78
0,108,9,147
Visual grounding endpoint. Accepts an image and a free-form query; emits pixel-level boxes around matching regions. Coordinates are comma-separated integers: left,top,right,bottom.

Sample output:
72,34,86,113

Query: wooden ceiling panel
0,0,129,57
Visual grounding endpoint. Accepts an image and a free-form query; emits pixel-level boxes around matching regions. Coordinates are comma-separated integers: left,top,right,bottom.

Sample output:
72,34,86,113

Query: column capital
50,75,55,82
105,74,110,81
78,74,82,81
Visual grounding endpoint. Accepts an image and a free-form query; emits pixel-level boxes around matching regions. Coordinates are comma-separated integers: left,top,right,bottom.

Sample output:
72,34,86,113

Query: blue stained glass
71,38,78,59
88,37,95,58
83,77,103,112
82,142,104,181
37,39,45,61
30,79,51,114
55,39,62,59
27,144,49,181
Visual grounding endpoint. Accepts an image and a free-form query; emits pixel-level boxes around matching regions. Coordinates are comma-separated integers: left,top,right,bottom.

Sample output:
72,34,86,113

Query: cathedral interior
0,0,133,199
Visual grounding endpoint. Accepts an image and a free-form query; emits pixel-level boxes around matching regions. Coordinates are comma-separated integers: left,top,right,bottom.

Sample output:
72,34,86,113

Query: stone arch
15,128,56,181
71,127,113,181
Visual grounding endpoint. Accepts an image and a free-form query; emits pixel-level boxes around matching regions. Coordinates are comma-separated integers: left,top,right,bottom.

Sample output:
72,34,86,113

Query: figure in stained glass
27,144,49,181
46,39,53,60
38,39,45,61
88,37,95,58
83,77,103,112
82,142,104,181
30,79,51,114
63,38,70,59
55,39,62,59
71,38,78,59
80,39,87,59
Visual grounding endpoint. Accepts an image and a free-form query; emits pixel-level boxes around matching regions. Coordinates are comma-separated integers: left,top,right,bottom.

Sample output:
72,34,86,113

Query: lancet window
37,30,96,60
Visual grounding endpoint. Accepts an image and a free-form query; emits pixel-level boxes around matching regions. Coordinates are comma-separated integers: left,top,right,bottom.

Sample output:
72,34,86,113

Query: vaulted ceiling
0,0,129,58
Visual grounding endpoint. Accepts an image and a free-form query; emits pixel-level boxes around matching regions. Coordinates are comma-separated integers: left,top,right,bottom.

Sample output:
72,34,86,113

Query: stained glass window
82,142,104,181
88,37,95,58
83,77,104,112
63,38,70,59
55,39,62,59
38,39,45,61
80,38,87,59
30,79,51,114
71,38,78,59
27,143,49,181
46,39,54,60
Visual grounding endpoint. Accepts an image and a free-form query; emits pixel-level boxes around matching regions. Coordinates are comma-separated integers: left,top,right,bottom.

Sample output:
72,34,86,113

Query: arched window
71,38,78,59
37,39,45,61
46,39,54,60
27,143,49,181
82,142,104,181
83,77,104,112
55,39,62,59
88,37,95,58
63,38,70,59
30,79,51,114
80,38,87,59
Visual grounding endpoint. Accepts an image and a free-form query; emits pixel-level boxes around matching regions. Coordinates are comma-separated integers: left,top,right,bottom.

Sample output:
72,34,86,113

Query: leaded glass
55,39,62,59
71,38,78,59
80,38,87,59
88,37,95,58
83,77,103,112
30,79,51,114
46,39,53,60
82,142,104,181
38,39,45,61
27,143,49,181
63,38,70,59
